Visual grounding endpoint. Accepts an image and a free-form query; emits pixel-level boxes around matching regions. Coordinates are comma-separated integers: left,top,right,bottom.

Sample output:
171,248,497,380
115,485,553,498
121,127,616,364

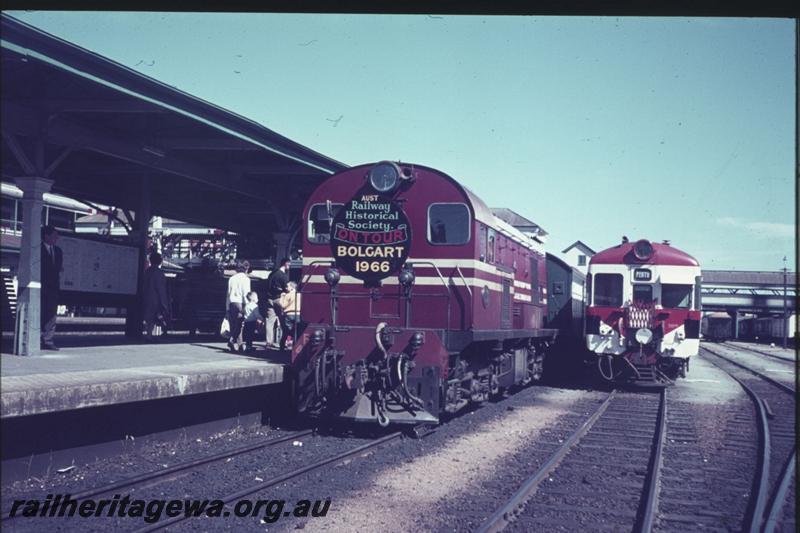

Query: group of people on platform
36,223,300,353
224,257,301,353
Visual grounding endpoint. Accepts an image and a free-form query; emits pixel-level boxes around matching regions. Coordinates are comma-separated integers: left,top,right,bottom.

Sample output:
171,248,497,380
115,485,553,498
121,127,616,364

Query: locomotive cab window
594,273,623,307
428,203,470,245
662,283,693,309
632,284,653,304
308,203,343,244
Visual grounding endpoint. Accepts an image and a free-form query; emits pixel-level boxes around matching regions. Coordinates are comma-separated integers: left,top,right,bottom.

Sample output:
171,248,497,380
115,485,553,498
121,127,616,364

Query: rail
1,429,314,522
135,430,405,532
635,388,667,533
702,351,771,533
702,345,795,395
476,391,617,533
722,341,795,364
702,345,796,532
477,389,666,533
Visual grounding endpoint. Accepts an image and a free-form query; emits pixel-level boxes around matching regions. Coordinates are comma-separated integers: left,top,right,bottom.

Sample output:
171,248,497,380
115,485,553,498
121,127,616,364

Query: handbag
219,317,230,338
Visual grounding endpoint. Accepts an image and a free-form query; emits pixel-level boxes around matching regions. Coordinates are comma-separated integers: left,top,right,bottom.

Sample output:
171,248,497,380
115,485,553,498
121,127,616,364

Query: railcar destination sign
330,194,411,282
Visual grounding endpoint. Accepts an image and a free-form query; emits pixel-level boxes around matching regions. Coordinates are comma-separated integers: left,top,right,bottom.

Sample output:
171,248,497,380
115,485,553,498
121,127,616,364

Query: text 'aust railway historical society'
331,194,411,281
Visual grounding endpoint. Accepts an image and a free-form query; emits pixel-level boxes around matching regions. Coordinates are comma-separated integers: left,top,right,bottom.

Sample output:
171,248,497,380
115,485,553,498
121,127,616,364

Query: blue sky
7,12,796,271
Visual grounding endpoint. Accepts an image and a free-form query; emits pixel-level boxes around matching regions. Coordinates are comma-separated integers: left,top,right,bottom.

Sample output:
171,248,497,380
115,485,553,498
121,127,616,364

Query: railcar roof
590,241,699,267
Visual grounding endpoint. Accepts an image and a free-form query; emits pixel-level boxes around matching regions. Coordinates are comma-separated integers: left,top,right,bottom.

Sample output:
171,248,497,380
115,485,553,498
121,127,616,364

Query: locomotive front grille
626,305,652,329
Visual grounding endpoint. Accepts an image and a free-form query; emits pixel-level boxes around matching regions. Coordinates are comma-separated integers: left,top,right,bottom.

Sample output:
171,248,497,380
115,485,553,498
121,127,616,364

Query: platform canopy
1,13,348,237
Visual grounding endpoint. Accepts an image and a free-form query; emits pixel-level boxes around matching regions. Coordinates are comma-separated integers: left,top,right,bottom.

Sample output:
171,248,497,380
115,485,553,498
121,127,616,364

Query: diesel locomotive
585,238,702,384
292,161,557,426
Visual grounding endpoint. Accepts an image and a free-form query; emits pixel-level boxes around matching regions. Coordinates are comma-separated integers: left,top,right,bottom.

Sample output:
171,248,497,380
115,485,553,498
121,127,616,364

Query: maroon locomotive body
292,162,557,425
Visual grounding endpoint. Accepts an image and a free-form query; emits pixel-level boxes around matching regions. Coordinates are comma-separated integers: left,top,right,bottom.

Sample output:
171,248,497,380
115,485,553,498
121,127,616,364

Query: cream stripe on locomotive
303,256,522,278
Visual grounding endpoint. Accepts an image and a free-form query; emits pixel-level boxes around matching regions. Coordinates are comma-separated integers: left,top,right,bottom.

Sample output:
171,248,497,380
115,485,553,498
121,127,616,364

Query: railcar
292,161,557,426
585,238,702,384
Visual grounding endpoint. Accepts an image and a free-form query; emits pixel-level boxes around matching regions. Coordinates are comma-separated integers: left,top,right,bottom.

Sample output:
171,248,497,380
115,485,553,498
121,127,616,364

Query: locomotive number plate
330,194,412,282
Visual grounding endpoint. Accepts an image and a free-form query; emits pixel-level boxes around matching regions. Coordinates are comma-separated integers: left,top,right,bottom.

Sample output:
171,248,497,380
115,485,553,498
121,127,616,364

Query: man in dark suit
41,225,63,350
142,251,170,341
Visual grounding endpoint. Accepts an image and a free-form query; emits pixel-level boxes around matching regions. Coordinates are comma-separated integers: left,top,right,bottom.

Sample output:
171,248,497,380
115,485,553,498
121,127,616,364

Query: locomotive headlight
311,328,326,346
399,267,415,288
635,328,653,345
410,331,425,350
633,239,654,261
368,161,401,193
324,267,341,287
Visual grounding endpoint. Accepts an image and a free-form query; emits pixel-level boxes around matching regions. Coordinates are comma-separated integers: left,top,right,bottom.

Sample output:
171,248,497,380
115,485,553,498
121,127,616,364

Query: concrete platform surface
1,342,286,418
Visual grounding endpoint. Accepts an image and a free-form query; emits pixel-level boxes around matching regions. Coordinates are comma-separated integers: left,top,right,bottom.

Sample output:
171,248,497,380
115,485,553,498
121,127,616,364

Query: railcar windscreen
594,273,623,307
308,203,343,244
427,203,470,245
632,284,653,304
662,283,693,309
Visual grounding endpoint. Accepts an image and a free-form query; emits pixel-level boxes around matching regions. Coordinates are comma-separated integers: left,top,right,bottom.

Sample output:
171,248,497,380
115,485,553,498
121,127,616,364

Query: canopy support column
13,176,53,355
125,175,151,338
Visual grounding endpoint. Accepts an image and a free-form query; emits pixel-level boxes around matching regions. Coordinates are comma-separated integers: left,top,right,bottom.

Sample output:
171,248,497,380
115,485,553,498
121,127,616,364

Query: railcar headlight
324,267,341,287
368,161,401,193
599,322,613,335
633,239,654,261
676,330,685,340
635,328,653,345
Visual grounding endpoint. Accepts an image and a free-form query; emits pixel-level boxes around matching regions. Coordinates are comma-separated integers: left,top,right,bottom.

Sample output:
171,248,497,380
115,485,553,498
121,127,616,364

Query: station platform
1,338,287,419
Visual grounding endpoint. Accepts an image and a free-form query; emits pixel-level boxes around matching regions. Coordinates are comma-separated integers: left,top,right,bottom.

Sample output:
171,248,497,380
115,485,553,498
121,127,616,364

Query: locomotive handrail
454,266,473,299
406,260,453,332
300,260,334,287
301,259,457,331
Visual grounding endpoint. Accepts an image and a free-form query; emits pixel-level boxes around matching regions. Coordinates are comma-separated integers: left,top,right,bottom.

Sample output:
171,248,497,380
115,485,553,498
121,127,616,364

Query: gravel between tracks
656,355,757,532
234,386,608,533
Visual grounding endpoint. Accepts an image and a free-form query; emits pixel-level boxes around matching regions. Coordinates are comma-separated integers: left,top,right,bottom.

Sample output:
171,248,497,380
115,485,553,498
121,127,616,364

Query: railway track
3,424,419,531
701,345,796,533
655,384,761,532
722,341,796,364
477,389,666,533
1,429,314,522
135,429,406,532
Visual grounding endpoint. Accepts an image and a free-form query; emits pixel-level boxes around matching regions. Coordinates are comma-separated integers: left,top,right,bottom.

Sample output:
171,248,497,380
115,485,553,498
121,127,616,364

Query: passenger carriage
292,161,557,425
585,238,702,384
